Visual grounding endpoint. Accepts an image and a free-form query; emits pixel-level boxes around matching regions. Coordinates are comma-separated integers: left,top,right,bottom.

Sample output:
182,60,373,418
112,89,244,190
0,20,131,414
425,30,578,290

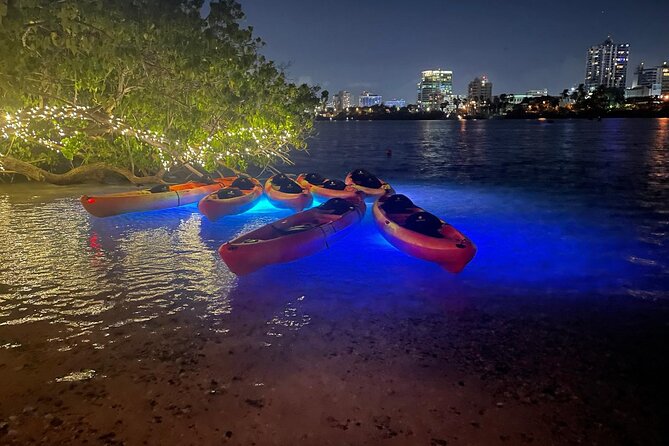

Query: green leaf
0,0,317,178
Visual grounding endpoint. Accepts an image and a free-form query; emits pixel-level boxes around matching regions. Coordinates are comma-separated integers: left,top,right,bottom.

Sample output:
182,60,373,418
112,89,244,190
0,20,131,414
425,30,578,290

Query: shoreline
1,291,667,445
316,113,669,121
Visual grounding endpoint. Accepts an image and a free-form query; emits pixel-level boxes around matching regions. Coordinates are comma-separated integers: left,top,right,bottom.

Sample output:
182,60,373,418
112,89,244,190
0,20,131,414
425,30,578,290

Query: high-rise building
417,69,453,111
584,37,629,90
358,91,383,107
333,90,352,112
467,76,493,103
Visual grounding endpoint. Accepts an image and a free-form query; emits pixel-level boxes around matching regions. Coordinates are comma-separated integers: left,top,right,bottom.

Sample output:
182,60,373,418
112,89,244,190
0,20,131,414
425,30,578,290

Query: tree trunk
0,155,165,185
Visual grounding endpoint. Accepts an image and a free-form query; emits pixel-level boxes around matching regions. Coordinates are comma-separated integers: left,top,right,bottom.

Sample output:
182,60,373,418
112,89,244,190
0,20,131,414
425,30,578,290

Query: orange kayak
372,193,476,273
198,177,262,221
345,168,393,199
219,197,366,275
297,173,359,200
264,174,313,212
81,179,229,217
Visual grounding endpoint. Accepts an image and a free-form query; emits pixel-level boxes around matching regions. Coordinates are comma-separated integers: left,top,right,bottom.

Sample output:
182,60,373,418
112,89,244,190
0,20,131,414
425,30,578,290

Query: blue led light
88,180,651,299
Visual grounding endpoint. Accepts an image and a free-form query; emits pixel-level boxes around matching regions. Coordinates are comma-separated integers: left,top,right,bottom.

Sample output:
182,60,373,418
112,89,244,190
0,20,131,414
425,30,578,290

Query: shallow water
0,118,667,346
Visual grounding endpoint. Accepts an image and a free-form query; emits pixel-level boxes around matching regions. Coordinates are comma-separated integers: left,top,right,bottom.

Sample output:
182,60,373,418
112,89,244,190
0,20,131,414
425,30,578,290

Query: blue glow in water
84,177,657,302
175,181,653,304
3,120,665,348
244,196,296,214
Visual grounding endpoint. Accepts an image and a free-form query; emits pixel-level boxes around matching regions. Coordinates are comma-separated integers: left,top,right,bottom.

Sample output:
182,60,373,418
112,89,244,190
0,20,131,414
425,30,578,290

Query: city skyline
237,0,669,100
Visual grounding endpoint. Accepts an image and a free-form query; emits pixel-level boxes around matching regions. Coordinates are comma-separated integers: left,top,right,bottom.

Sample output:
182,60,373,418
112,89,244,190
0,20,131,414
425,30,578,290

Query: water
0,118,667,344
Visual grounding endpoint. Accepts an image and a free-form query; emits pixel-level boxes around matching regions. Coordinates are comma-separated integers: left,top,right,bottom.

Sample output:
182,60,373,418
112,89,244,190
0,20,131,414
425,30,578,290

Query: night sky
233,0,669,100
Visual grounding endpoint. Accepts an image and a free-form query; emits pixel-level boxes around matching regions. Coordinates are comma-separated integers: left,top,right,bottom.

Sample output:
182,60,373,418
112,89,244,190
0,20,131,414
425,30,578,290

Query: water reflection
0,119,667,348
0,193,237,348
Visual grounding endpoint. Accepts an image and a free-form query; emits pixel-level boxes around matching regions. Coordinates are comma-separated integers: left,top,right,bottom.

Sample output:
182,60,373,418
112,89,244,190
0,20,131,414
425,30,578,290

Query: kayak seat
271,174,303,194
351,168,382,189
381,194,415,214
403,211,444,238
351,168,373,179
231,177,255,190
272,173,293,186
322,179,347,191
278,181,303,194
216,188,245,199
149,184,171,193
305,173,326,185
319,198,353,215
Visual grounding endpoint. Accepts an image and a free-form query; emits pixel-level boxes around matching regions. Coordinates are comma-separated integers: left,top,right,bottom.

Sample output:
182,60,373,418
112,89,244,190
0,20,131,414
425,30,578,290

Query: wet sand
1,292,667,445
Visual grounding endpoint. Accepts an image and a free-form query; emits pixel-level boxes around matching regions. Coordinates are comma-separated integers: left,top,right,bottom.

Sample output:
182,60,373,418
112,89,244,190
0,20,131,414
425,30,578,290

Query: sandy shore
1,292,667,446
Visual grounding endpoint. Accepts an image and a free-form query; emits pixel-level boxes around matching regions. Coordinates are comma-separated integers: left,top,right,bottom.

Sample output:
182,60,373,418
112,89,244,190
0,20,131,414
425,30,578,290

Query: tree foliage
575,86,625,113
0,0,318,182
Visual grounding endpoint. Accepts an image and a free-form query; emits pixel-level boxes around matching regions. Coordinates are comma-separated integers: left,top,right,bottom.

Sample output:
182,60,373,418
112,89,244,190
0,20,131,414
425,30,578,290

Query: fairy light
1,105,301,169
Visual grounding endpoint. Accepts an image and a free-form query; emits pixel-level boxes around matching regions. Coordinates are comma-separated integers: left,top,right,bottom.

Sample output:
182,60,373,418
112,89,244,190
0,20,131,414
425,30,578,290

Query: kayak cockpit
380,194,447,239
270,174,304,194
349,168,382,189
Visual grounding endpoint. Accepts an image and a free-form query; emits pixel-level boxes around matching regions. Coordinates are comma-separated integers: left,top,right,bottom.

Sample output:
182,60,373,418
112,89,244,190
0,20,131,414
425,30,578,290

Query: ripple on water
1,119,668,346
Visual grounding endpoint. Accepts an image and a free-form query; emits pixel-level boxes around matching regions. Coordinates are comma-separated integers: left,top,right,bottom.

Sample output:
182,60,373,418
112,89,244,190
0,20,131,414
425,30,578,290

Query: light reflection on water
0,119,667,347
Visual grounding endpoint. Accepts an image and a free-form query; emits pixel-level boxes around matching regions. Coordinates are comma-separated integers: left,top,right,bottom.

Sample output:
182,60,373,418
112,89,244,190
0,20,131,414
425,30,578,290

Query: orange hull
264,176,313,211
297,174,359,200
344,172,393,199
81,181,225,217
198,178,263,221
219,197,366,275
372,194,476,273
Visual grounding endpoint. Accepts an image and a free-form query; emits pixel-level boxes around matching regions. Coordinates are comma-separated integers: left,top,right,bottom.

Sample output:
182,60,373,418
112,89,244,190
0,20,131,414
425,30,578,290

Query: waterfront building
584,37,629,90
384,99,406,108
467,76,492,103
626,61,669,98
333,90,352,112
633,63,659,88
358,91,383,107
662,62,669,95
504,90,548,105
417,69,453,111
625,85,657,99
526,89,548,97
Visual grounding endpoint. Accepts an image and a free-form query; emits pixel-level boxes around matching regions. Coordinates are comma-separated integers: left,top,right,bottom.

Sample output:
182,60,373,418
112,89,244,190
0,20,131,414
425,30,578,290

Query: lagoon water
0,119,668,444
0,119,668,338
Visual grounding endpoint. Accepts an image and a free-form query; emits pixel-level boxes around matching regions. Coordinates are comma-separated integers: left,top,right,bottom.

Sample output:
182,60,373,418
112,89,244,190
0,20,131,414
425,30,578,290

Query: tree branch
0,154,165,185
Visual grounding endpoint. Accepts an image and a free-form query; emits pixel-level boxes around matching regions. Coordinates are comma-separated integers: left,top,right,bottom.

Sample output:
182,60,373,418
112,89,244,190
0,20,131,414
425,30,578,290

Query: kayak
372,193,476,273
219,197,366,275
264,174,313,211
345,168,393,199
297,172,359,200
81,179,228,217
198,176,262,221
